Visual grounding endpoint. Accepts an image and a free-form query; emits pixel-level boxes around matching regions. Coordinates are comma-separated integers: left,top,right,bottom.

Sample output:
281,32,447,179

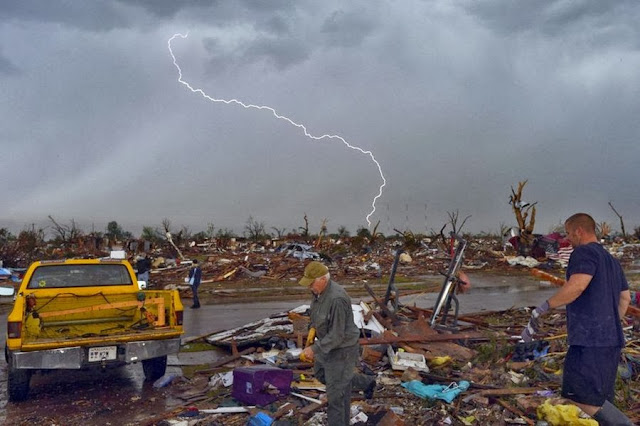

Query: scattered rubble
126,235,640,309
3,232,640,424
145,290,640,425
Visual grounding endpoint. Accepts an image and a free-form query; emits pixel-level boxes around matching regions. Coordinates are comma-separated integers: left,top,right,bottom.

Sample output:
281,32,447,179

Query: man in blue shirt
136,253,151,284
188,259,202,309
522,213,631,425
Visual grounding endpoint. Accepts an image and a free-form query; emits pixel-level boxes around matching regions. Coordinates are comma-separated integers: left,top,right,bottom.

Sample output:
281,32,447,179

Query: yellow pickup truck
4,258,184,401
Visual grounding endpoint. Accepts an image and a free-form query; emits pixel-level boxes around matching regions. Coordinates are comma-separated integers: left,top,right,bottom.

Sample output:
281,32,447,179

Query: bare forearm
547,273,591,309
548,285,582,309
619,290,631,318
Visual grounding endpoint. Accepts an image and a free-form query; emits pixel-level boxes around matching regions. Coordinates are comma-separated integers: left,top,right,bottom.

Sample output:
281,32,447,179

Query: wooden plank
297,400,327,416
497,399,535,425
291,391,322,405
195,347,256,373
531,268,640,318
273,402,296,419
363,283,397,321
359,331,510,345
479,387,543,396
404,305,490,326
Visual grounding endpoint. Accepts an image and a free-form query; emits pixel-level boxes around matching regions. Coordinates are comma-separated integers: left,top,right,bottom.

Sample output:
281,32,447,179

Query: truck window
27,264,133,289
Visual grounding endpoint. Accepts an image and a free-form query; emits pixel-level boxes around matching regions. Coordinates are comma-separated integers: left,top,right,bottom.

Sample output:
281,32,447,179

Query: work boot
592,400,633,425
364,379,376,400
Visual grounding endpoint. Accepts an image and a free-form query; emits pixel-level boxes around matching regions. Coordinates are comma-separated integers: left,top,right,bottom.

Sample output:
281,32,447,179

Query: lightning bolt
167,33,386,227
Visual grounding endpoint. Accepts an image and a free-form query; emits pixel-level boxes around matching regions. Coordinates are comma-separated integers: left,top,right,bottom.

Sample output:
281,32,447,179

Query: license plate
88,346,117,362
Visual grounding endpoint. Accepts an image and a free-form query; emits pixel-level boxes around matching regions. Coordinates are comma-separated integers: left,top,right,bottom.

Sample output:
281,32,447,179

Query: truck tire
7,361,31,402
142,355,167,381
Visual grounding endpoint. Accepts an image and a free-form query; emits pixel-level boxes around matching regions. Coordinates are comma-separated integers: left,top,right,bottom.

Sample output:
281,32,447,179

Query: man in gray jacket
299,261,375,425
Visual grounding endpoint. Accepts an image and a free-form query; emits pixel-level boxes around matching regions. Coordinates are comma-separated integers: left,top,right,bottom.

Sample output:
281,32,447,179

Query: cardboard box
232,366,293,406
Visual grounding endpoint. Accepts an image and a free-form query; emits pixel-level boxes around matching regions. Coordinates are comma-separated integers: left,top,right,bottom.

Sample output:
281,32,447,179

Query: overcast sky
2,1,640,238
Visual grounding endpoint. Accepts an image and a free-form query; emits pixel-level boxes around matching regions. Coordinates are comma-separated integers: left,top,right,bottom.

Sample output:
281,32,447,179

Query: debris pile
3,232,640,424
4,229,640,304
150,294,640,425
143,236,640,304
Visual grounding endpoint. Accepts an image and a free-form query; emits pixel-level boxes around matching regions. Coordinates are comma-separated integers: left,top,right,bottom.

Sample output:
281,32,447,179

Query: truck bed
21,290,181,350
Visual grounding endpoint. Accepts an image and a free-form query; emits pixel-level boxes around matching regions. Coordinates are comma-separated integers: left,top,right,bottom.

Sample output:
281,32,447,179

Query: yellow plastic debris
536,400,597,426
459,415,475,425
430,356,452,366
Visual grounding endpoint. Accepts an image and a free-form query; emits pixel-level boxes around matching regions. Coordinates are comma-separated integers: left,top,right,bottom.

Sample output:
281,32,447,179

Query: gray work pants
314,345,373,426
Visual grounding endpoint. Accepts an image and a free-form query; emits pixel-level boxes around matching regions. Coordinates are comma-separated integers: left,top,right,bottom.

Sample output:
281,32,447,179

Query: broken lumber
479,387,543,397
404,305,490,327
364,283,398,322
497,399,535,426
531,268,640,318
359,332,513,345
196,347,256,374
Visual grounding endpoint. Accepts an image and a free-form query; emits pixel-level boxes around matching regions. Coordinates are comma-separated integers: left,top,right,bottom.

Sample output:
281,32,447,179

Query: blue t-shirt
565,242,628,347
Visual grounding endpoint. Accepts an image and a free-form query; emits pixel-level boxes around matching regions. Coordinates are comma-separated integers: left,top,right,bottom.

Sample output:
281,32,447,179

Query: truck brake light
8,321,22,339
175,310,183,326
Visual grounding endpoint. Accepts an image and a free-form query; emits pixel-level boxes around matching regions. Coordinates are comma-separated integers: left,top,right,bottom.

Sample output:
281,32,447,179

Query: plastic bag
401,380,469,403
536,399,597,426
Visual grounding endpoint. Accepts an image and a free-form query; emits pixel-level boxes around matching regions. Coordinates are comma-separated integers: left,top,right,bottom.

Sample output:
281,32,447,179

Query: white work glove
520,300,550,342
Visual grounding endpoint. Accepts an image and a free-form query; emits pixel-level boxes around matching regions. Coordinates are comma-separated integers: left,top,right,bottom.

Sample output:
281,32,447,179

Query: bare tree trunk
446,209,471,235
48,216,83,247
315,218,328,247
608,201,626,238
299,213,310,240
161,218,184,260
509,181,537,251
438,223,447,247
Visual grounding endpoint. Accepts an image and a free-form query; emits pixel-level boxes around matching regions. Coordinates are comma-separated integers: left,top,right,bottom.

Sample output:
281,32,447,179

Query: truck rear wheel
8,362,32,402
142,355,167,381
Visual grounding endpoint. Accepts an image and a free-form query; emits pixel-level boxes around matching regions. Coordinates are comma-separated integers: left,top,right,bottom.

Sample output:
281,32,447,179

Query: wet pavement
411,273,557,313
0,273,555,425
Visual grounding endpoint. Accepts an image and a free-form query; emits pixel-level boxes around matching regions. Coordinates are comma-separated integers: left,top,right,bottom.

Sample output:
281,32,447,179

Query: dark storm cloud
0,0,128,31
200,4,380,75
242,37,310,70
258,15,290,36
201,15,309,72
466,0,640,46
117,0,218,18
320,8,377,48
1,1,640,237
